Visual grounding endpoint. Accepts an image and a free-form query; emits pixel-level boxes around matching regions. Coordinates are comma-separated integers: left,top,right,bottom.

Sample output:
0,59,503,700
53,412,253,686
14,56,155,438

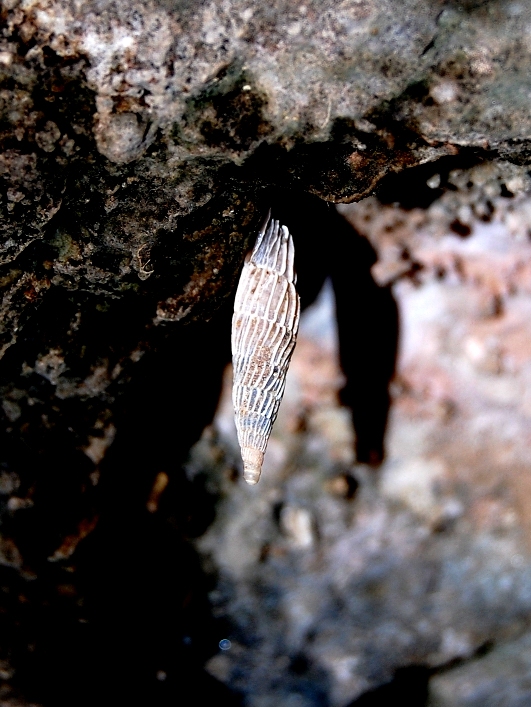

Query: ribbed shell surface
232,217,300,485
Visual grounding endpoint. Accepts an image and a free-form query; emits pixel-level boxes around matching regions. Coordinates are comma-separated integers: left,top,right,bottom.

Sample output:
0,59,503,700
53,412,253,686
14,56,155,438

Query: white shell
232,214,300,485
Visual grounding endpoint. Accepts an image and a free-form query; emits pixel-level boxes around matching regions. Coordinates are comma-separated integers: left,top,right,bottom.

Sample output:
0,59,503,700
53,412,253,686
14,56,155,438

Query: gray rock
428,633,531,707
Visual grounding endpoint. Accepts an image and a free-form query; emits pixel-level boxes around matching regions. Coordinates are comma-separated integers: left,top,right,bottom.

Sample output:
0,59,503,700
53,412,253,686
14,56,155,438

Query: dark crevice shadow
346,666,430,707
6,303,241,707
79,306,238,706
331,216,398,465
374,151,485,210
265,189,399,465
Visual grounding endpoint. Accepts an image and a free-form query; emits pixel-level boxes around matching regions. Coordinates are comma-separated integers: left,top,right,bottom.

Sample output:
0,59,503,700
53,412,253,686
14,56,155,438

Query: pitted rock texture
1,0,531,354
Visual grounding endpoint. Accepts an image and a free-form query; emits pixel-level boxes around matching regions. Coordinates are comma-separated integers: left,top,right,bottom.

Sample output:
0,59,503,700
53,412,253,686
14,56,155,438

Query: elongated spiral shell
232,214,300,485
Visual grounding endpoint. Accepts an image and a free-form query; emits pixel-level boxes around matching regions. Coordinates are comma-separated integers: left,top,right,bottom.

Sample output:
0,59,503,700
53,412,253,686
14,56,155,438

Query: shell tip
241,447,264,486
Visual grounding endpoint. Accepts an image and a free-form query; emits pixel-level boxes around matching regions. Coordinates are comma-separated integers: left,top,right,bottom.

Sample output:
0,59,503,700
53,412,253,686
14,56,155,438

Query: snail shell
232,213,300,485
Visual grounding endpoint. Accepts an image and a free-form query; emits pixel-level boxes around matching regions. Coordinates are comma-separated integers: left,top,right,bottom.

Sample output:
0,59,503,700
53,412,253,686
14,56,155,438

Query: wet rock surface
1,0,531,705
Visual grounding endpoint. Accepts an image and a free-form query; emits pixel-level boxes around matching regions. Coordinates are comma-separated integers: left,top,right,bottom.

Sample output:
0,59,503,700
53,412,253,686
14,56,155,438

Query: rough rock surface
2,0,531,705
2,0,531,357
428,633,531,707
